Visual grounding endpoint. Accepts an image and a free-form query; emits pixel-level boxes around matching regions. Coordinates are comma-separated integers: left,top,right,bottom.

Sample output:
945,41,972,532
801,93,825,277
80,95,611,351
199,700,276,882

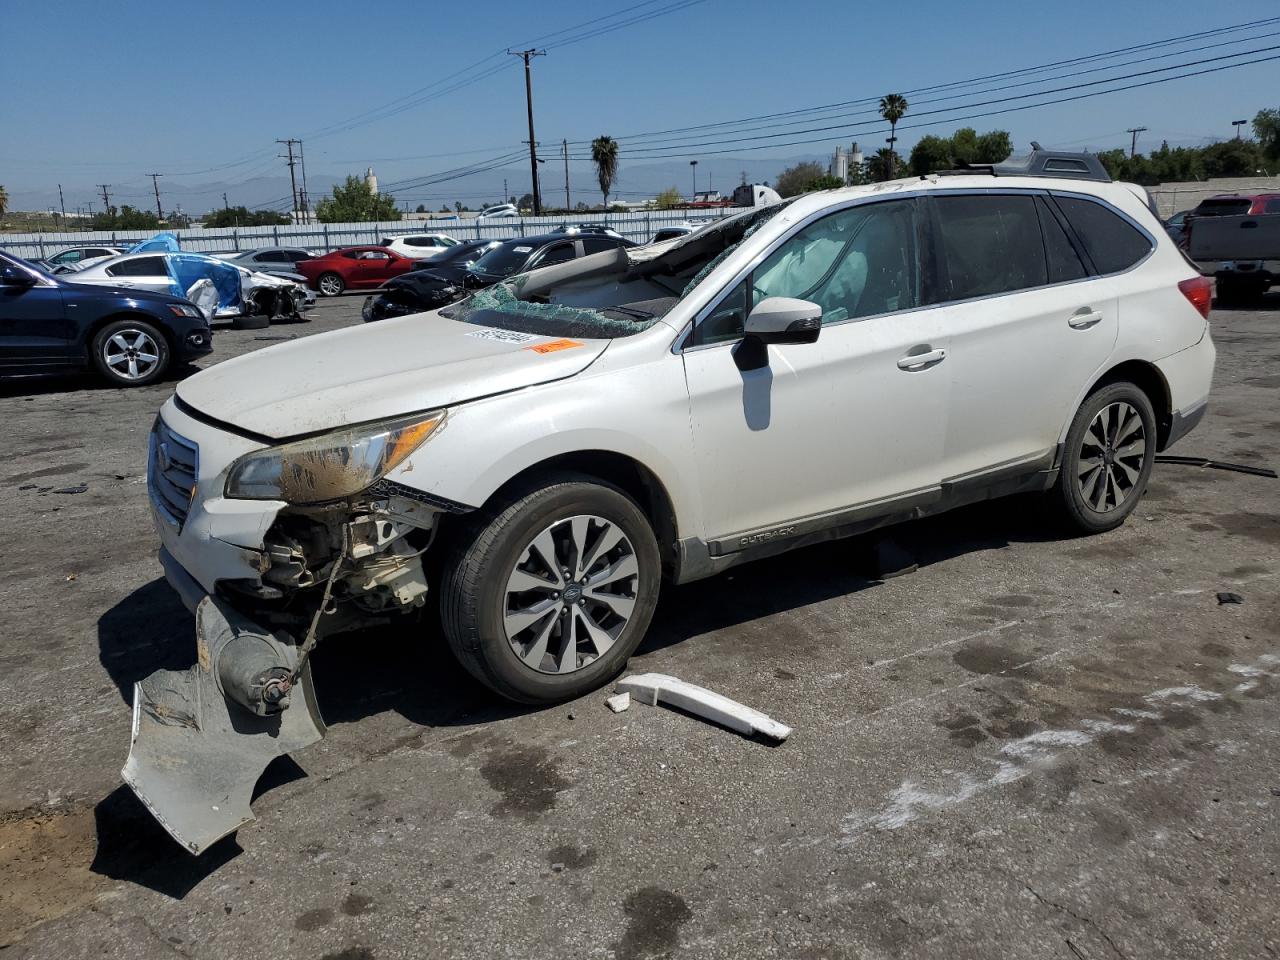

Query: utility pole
503,178,509,205
57,184,66,221
508,48,545,216
690,160,698,202
562,138,571,211
146,173,164,221
277,139,300,222
297,140,311,224
1126,126,1147,158
223,192,229,211
97,184,111,215
1232,119,1248,139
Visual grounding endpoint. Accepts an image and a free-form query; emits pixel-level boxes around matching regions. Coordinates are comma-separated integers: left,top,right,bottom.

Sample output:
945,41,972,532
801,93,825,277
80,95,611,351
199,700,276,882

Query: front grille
148,419,199,529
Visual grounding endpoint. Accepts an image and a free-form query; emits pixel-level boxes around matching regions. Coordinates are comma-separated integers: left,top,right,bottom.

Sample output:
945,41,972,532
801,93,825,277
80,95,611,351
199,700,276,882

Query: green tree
591,135,620,207
203,206,290,228
90,205,162,230
1252,108,1279,162
774,161,827,197
974,130,1013,163
1199,139,1265,178
867,148,897,183
315,175,400,223
908,135,953,176
878,93,909,177
517,193,535,210
454,201,464,213
0,185,8,219
654,186,683,209
910,128,1013,176
803,174,846,192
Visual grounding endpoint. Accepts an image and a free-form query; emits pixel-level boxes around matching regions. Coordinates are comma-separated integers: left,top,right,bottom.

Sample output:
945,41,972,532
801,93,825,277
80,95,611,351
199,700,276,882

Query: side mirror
734,297,822,372
0,265,36,287
744,297,822,344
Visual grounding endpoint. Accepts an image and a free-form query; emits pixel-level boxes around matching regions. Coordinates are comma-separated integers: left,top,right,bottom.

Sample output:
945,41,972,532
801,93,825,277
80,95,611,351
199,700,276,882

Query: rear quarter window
1054,196,1153,275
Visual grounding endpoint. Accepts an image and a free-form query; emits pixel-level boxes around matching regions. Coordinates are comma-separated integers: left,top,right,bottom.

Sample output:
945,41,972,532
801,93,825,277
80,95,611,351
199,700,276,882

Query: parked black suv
363,233,636,322
0,251,213,386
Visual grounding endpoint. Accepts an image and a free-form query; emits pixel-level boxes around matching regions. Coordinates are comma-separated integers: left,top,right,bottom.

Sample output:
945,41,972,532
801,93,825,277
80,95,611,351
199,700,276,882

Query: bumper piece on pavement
122,595,326,855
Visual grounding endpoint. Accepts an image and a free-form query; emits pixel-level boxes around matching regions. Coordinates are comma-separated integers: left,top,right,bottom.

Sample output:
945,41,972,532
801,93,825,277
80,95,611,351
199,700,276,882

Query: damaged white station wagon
129,150,1215,851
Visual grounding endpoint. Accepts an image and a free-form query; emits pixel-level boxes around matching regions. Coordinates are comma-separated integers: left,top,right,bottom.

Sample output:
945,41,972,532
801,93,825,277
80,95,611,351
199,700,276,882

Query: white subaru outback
133,152,1215,849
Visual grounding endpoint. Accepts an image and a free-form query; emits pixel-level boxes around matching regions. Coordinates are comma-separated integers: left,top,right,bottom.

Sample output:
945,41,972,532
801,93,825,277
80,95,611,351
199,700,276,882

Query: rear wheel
1051,381,1156,534
440,474,661,704
317,272,345,297
90,319,170,387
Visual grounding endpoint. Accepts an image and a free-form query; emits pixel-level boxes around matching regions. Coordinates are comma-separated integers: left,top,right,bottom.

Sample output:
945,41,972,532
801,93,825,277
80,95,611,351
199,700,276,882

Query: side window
691,200,920,346
934,194,1046,300
1053,196,1153,274
259,251,287,262
343,251,363,260
52,250,81,264
1264,199,1280,214
752,199,919,324
582,236,624,255
107,256,166,277
1036,197,1088,283
533,243,575,267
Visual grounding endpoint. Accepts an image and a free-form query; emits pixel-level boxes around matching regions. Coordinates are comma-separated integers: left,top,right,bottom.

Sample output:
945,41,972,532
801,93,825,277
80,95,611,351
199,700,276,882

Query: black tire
1051,381,1156,534
440,472,661,704
90,318,170,387
231,314,271,330
317,272,345,297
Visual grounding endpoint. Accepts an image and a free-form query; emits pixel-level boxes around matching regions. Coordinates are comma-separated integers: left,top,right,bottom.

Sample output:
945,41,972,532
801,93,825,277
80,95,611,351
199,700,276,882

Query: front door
0,270,71,367
681,198,951,550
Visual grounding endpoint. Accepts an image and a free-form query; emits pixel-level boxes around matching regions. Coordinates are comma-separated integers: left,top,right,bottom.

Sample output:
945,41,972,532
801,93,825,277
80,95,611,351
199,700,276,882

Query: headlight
224,411,444,503
169,304,203,318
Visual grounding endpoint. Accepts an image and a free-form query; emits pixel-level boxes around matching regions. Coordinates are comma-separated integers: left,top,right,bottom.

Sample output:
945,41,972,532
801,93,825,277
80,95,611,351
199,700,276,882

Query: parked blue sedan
0,250,212,387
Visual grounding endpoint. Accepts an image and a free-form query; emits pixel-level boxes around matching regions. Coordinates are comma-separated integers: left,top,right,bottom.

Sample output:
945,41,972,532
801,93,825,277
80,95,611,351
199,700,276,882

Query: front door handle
1068,309,1103,329
897,348,946,371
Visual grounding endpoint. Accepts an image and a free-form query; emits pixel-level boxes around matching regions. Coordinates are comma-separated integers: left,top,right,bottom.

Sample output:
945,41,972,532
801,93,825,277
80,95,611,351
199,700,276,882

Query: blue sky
2,0,1278,211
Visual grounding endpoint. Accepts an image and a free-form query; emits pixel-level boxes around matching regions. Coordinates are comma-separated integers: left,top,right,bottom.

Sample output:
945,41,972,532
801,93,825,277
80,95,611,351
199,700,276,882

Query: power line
578,44,1280,158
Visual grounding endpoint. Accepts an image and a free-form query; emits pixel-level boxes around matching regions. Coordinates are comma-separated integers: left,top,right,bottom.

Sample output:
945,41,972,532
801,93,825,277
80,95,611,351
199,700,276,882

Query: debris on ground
606,692,631,713
1154,455,1278,479
18,484,37,491
871,537,918,579
52,484,87,495
615,673,792,742
1217,592,1245,605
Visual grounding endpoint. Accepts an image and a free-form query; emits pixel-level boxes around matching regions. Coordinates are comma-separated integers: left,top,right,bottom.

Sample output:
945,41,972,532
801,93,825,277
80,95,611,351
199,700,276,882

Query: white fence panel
0,208,750,260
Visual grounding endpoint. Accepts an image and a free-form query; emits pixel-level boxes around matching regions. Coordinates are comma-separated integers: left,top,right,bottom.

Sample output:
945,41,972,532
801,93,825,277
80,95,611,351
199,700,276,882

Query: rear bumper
1164,399,1208,450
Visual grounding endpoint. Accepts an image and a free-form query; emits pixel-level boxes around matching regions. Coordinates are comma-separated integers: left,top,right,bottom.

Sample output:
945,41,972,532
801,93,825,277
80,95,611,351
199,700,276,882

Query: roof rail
935,143,1112,183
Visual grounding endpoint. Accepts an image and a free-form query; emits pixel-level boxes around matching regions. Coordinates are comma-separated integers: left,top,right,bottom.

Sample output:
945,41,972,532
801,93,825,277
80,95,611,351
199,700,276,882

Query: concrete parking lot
1,294,1278,959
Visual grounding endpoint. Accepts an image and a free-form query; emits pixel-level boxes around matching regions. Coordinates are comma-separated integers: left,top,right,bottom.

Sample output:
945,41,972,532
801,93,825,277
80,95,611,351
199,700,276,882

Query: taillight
1178,275,1213,320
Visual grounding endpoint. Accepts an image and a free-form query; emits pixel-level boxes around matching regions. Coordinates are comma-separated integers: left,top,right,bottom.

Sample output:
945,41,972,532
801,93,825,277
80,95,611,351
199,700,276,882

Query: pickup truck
1184,195,1280,304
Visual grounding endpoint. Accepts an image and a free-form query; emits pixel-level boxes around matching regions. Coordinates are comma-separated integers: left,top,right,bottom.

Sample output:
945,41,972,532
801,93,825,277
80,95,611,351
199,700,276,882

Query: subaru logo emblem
157,441,172,472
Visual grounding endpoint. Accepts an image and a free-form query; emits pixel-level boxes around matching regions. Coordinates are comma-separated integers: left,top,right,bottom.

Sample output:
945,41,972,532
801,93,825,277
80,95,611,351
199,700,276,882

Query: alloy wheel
502,514,640,675
103,329,161,381
319,275,343,296
1076,400,1146,513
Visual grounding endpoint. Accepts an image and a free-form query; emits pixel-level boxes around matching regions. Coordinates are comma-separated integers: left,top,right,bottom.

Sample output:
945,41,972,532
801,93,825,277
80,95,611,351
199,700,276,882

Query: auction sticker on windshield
466,327,540,344
524,338,584,355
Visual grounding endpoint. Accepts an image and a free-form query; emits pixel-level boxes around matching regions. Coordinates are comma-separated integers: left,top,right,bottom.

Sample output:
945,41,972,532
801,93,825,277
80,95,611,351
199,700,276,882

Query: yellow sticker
525,338,584,355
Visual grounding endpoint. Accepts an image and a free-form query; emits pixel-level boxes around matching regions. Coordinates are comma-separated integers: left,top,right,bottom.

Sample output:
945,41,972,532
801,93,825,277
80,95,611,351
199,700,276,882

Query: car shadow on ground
1212,289,1280,311
88,492,1065,896
0,363,201,399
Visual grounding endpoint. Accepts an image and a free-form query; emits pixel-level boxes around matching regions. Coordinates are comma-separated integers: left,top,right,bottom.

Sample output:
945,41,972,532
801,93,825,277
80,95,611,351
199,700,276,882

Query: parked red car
297,246,417,297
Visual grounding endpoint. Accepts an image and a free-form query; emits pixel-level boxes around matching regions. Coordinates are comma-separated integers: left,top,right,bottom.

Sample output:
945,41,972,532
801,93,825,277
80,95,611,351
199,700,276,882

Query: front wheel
90,319,170,387
440,474,661,704
1051,381,1156,534
317,272,345,297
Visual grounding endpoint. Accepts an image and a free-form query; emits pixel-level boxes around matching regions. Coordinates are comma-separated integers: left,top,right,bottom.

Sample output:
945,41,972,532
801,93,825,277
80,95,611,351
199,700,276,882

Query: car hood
175,311,608,438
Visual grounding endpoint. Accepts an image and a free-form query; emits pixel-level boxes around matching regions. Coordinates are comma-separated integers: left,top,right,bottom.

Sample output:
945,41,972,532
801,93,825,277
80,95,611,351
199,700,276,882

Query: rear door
928,191,1122,481
105,255,172,295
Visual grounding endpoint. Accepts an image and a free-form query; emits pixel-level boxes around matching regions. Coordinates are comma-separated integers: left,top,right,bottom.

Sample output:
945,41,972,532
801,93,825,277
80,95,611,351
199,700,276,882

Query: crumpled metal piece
121,596,326,855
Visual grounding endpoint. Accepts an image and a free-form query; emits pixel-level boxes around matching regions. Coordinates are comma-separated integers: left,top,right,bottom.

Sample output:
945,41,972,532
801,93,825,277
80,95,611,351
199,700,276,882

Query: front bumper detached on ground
122,595,326,855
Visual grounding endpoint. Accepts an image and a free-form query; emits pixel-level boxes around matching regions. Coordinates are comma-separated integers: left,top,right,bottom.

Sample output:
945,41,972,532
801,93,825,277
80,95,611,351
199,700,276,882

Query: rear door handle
897,348,946,371
1068,309,1103,329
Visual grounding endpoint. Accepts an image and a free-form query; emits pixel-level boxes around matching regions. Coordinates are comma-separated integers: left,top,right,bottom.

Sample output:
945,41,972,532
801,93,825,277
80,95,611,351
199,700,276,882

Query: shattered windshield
440,201,796,340
443,282,660,339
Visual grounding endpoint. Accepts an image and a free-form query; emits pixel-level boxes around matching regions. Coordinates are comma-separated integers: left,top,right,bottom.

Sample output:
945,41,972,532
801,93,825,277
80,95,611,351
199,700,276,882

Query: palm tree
591,136,619,209
878,94,909,178
0,184,8,220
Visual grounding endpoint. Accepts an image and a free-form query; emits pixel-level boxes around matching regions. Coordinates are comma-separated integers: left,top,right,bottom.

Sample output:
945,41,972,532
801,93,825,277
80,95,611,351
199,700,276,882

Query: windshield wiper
601,305,656,321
